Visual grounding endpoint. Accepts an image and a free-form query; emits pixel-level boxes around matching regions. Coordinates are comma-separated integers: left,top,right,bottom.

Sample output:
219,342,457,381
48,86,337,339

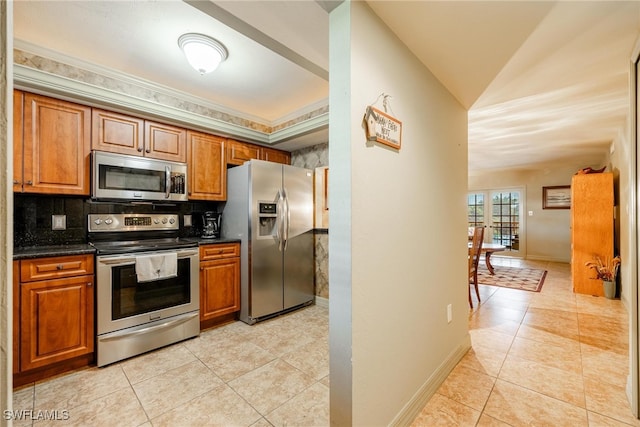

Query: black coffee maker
201,211,221,239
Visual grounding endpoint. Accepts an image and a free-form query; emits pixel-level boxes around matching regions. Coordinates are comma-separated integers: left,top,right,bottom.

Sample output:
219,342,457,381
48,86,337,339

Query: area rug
477,265,547,292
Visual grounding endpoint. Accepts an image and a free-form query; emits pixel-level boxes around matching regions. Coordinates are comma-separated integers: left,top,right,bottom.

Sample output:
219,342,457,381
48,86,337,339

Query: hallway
413,258,637,425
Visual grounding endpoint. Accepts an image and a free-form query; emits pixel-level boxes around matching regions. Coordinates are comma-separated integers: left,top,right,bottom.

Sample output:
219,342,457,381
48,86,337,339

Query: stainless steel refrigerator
222,159,314,324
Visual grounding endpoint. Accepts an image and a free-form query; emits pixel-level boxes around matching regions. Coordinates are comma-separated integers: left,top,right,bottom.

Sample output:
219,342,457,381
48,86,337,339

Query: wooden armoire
571,172,614,296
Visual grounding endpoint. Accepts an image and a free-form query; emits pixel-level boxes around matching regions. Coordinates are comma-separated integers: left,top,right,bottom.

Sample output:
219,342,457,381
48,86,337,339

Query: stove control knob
153,219,160,224
169,218,176,224
162,218,168,224
94,218,102,225
104,219,113,225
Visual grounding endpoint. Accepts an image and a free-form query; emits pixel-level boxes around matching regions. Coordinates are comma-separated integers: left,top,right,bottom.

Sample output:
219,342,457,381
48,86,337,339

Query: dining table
468,242,506,275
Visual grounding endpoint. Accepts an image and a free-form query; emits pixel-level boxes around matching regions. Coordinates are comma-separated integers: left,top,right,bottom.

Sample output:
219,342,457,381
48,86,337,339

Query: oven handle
99,312,199,342
97,249,198,266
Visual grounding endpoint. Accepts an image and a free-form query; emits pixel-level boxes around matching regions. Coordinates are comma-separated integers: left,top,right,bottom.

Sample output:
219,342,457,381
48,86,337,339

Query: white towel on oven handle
135,253,178,282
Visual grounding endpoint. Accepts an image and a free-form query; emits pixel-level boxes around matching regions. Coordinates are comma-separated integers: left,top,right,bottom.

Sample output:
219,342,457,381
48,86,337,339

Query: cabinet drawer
200,243,240,261
21,254,94,282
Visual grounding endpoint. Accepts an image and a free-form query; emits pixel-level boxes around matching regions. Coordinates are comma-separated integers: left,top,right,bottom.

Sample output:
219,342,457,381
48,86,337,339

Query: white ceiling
12,1,640,173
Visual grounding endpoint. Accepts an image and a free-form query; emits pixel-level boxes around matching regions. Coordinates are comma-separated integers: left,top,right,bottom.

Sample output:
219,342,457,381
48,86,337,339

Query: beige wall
609,128,632,307
330,2,470,424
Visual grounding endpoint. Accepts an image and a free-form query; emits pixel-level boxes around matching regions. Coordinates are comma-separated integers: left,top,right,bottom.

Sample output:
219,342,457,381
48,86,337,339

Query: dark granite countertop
13,237,241,260
185,237,242,245
14,244,96,260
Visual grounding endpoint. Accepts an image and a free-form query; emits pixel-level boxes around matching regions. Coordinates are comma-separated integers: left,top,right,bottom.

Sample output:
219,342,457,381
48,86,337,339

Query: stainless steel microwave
92,151,188,202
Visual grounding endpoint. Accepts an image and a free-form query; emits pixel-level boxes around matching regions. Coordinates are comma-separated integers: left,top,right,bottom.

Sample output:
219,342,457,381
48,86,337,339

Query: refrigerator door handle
283,188,290,251
276,190,285,251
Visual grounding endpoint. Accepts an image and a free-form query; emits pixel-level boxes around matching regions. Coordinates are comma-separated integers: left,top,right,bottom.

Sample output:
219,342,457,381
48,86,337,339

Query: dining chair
468,226,484,308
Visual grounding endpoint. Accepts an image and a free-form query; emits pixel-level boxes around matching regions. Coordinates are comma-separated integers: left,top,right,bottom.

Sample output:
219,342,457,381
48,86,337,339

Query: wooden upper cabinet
227,139,261,166
91,110,186,162
260,147,291,165
13,90,24,193
187,131,226,201
22,93,91,195
144,120,187,163
92,108,144,156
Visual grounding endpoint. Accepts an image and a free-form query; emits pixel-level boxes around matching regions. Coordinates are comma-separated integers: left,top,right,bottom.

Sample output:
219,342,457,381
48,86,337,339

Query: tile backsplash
14,195,220,247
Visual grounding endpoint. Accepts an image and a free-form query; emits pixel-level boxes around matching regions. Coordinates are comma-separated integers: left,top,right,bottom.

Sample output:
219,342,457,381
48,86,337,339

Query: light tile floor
12,304,329,427
412,257,639,426
12,257,638,426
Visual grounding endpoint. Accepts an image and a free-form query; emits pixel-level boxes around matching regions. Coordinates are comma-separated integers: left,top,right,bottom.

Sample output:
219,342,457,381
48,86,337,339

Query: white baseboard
524,254,571,263
315,295,329,308
389,334,472,426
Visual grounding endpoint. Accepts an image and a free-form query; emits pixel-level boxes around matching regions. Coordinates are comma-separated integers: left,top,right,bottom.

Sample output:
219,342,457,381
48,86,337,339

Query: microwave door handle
165,166,171,199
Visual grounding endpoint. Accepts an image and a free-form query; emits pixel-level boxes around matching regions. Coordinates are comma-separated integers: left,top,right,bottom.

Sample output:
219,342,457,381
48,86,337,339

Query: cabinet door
23,93,91,195
187,131,226,201
92,108,144,156
571,173,614,296
20,275,94,371
200,257,240,322
260,147,291,165
13,90,24,192
13,260,20,374
227,139,260,166
144,120,187,162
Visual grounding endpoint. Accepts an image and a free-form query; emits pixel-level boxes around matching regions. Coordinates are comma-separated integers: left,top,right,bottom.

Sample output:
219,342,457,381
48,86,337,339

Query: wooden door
187,131,226,201
200,257,240,323
13,90,24,192
144,120,186,162
227,139,260,165
92,108,144,156
260,147,291,165
23,93,91,195
20,275,94,371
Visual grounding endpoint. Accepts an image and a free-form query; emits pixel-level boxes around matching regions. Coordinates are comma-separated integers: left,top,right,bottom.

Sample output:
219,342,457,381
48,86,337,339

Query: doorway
468,188,524,256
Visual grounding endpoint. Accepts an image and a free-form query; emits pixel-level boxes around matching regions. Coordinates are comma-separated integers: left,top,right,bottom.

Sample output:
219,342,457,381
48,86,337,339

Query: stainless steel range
89,213,199,367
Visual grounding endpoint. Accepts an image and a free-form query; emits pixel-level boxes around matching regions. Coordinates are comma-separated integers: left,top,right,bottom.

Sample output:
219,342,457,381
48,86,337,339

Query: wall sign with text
364,106,402,150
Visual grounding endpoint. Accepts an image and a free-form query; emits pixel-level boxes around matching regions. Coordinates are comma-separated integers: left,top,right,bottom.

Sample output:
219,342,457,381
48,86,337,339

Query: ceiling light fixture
178,33,228,75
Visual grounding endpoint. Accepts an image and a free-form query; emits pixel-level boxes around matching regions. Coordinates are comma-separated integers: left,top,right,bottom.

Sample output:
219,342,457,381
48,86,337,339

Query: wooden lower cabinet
14,254,95,385
199,243,240,329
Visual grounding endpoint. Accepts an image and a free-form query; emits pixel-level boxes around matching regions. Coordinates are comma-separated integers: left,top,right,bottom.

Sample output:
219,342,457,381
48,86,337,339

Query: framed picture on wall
542,185,571,209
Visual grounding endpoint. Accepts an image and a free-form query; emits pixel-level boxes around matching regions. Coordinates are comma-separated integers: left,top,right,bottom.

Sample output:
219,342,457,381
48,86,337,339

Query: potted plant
585,256,621,299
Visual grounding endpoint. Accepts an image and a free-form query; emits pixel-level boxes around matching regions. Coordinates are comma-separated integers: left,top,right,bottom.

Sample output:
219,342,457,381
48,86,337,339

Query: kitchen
5,1,640,425
10,87,331,423
6,2,332,423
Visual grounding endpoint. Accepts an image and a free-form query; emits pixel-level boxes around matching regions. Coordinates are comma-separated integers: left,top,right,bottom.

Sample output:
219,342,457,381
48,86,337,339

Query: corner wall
330,2,469,424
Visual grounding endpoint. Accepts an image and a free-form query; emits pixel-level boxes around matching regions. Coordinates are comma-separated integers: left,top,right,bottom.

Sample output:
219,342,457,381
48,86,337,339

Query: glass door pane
467,193,485,227
490,190,521,254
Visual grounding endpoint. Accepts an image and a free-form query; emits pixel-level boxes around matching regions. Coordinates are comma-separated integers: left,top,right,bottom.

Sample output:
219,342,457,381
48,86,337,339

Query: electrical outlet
184,215,192,227
447,304,452,323
52,215,66,230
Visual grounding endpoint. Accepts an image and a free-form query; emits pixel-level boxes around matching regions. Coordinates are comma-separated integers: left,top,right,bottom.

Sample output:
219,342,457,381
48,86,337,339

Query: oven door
96,248,199,335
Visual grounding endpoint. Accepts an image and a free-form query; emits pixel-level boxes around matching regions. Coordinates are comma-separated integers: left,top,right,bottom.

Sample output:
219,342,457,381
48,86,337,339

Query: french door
468,189,524,256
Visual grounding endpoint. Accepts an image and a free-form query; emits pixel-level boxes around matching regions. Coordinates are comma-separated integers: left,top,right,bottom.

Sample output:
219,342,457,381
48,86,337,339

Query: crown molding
14,64,271,143
13,63,330,146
